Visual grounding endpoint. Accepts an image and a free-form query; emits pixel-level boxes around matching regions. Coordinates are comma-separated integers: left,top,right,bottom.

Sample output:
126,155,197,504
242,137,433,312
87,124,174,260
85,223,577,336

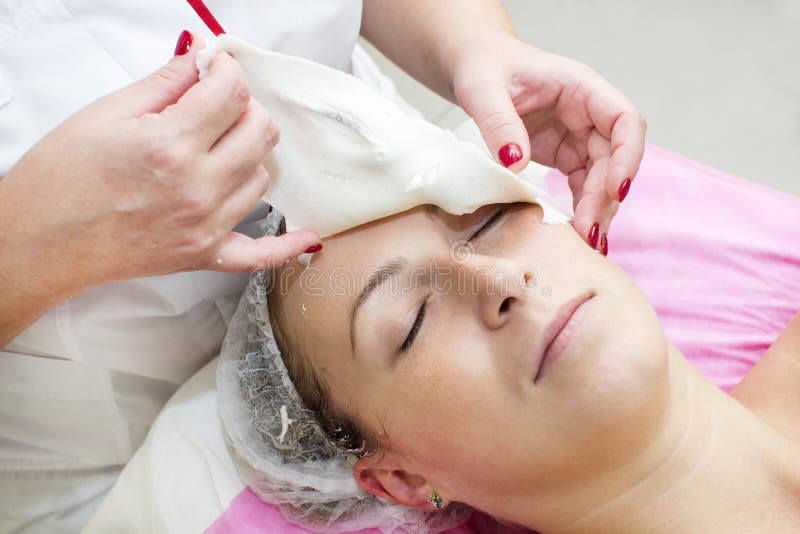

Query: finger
566,166,588,212
458,78,531,172
212,164,272,229
210,165,320,272
582,81,646,201
210,230,321,272
571,157,612,248
606,110,647,201
589,194,620,258
98,33,207,119
209,99,280,196
572,130,614,247
162,52,251,149
551,129,590,178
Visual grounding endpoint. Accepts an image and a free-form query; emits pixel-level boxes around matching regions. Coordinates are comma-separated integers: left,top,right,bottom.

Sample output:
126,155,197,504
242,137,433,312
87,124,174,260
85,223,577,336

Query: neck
522,345,800,533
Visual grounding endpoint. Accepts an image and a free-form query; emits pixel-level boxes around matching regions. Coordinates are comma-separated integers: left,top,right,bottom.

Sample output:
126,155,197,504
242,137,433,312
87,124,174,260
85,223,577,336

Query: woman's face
274,202,670,518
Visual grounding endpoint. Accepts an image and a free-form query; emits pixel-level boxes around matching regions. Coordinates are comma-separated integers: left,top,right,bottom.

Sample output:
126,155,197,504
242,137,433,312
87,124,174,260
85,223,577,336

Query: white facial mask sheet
197,35,569,238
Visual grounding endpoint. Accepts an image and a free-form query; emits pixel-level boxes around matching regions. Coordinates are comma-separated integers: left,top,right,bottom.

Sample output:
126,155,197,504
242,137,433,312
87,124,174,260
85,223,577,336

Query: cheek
379,320,545,496
577,319,667,410
391,317,503,442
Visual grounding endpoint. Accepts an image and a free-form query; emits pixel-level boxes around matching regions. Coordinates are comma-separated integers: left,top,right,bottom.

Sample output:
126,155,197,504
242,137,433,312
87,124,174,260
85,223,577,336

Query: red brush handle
185,0,226,35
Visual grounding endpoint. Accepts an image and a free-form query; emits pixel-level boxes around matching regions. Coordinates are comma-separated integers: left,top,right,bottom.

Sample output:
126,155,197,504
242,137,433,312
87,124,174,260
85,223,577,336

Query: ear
353,454,443,510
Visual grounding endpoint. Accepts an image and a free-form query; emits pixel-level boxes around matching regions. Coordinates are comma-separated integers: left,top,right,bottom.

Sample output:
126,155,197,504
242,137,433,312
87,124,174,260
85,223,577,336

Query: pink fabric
589,145,800,392
204,488,525,534
206,145,800,533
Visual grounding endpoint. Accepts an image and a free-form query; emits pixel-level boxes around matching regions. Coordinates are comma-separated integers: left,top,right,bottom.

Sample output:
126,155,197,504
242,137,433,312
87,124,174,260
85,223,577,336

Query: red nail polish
498,143,523,168
304,244,323,254
174,30,193,56
587,223,599,248
618,178,632,202
600,233,608,256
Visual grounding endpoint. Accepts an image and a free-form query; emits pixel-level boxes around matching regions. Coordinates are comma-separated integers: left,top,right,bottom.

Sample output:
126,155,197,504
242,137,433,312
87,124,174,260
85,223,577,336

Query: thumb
101,31,207,119
211,230,322,273
458,80,531,172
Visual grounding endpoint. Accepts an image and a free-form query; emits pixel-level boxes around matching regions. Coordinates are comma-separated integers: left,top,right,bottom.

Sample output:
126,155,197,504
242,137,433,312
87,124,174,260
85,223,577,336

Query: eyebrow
349,257,407,357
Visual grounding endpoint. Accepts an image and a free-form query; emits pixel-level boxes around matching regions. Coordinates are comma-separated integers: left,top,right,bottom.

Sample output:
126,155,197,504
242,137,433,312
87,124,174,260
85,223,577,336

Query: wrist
0,179,88,341
0,250,58,345
0,226,88,345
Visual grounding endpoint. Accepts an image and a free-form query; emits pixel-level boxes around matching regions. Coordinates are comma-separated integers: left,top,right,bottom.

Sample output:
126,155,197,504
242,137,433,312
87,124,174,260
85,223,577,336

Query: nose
464,256,535,329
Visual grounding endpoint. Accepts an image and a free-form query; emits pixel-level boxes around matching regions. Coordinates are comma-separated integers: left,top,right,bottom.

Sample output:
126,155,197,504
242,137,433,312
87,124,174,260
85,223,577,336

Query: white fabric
82,358,242,534
196,36,566,240
0,0,362,531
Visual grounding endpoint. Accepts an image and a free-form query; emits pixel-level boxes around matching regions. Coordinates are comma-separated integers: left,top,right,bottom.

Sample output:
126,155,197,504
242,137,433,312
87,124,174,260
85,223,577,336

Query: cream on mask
197,35,569,239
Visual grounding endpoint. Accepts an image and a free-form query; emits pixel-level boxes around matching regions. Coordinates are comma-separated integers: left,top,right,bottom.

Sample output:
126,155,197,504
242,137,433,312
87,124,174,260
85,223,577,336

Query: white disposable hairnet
217,209,472,533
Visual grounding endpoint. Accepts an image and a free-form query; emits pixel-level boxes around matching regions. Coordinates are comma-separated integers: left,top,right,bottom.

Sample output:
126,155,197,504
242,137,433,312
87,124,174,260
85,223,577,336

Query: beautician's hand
452,32,646,254
0,32,319,343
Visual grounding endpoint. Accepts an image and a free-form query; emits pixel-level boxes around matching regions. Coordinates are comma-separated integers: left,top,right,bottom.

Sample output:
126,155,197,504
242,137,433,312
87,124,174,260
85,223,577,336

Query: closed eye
400,297,427,352
468,207,507,241
399,207,507,353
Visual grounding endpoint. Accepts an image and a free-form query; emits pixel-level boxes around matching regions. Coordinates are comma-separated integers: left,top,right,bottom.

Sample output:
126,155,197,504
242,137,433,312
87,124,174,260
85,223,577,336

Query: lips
533,292,595,383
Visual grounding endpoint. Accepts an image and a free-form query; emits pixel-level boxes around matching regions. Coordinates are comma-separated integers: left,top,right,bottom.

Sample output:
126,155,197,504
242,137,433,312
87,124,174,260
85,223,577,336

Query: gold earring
428,491,444,510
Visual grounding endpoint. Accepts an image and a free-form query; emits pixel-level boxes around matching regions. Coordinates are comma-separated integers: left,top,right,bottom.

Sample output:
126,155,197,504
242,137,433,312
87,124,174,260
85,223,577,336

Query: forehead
284,205,439,285
274,206,436,360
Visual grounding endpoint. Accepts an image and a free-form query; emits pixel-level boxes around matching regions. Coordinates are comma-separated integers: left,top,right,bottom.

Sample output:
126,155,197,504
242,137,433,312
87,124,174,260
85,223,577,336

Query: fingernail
587,223,599,248
618,178,632,202
498,143,523,168
600,233,608,256
174,30,193,57
304,243,323,254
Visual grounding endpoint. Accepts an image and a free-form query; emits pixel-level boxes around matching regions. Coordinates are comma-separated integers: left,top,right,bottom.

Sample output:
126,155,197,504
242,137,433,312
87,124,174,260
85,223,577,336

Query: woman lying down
218,199,800,534
208,35,800,534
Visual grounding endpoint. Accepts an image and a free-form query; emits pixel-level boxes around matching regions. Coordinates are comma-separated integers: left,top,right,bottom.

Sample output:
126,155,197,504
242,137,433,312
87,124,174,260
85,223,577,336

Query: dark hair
267,276,378,457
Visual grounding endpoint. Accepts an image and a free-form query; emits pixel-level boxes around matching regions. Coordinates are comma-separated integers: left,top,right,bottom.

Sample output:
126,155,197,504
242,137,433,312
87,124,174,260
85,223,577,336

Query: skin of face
272,202,671,521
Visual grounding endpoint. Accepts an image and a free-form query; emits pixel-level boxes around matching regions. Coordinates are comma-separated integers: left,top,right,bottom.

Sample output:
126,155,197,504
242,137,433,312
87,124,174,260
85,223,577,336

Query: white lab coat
0,0,362,531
